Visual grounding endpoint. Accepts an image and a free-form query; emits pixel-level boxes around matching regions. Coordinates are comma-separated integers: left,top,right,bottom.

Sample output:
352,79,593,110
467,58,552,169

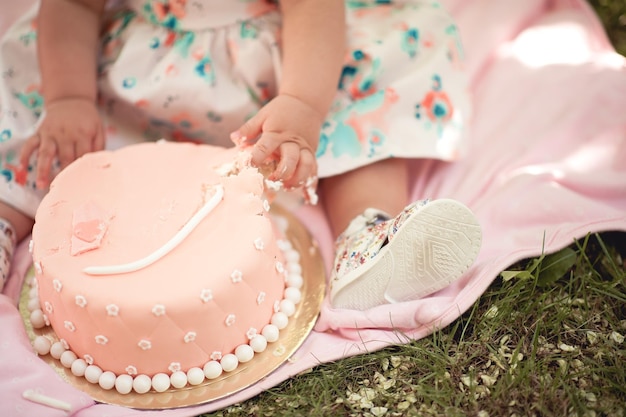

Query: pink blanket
2,0,625,415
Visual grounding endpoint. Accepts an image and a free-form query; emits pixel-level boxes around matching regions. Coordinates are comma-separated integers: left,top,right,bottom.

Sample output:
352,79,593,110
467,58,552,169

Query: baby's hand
20,98,105,189
230,94,322,190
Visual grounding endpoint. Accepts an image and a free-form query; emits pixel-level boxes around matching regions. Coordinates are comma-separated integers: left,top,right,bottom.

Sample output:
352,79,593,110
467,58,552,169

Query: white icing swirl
83,185,224,275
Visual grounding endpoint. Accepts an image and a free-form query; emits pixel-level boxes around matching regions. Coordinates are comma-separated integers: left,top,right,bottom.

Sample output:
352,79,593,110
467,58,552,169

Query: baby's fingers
230,114,263,148
249,131,282,168
19,133,41,169
285,147,317,189
35,134,58,189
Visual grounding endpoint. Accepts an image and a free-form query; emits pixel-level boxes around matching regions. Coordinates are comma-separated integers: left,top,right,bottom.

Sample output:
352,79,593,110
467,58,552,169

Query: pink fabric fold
2,0,625,415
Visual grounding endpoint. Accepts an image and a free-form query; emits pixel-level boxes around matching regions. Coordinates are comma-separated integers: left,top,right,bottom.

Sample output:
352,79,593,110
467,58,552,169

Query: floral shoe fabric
330,199,482,310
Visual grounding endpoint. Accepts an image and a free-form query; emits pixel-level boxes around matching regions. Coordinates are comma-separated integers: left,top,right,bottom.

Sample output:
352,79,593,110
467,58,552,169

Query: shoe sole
330,199,482,310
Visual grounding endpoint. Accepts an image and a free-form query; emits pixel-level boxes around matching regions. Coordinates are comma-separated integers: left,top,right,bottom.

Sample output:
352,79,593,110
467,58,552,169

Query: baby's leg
0,203,33,291
321,158,482,310
319,158,409,239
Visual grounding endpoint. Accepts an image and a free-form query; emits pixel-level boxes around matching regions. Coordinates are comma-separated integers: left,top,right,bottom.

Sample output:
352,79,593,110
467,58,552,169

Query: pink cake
26,141,303,394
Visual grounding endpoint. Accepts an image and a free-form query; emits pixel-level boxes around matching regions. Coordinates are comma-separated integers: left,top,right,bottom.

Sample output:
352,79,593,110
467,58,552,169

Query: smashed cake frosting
28,141,303,394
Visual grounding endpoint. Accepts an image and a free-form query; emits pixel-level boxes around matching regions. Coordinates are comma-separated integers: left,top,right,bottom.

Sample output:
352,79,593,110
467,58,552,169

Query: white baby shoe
329,199,482,310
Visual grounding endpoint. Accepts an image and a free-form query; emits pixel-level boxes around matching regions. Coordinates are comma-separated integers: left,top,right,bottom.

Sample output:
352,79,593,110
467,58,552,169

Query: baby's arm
20,0,107,189
232,0,346,188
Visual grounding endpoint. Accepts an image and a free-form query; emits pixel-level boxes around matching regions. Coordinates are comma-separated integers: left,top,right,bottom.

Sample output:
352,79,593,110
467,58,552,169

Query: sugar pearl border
29,239,303,395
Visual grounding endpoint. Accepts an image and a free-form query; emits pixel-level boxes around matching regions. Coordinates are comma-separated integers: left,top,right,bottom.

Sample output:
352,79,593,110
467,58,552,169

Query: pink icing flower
230,270,243,283
200,289,213,303
106,304,119,316
183,332,196,343
95,335,108,345
75,295,87,308
152,304,166,316
138,340,152,350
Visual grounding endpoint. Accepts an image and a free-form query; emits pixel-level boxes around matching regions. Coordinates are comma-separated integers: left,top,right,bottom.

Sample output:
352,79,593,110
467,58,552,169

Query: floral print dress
0,0,469,217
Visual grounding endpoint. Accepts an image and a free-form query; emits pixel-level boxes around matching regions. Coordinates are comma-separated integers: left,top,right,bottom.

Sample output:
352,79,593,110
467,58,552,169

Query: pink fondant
31,142,286,376
70,201,111,256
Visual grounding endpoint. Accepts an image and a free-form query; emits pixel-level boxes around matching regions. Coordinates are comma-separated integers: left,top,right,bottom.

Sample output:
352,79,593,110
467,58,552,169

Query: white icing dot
286,273,303,289
152,304,166,316
95,335,108,345
203,361,223,379
59,339,69,350
246,327,258,340
271,312,289,330
27,297,40,312
70,359,88,377
106,304,119,316
250,335,268,352
285,248,300,263
284,287,302,304
210,351,222,361
84,365,103,384
170,371,188,389
263,199,270,212
125,365,137,376
279,299,296,317
273,300,281,313
184,331,196,343
168,362,181,373
256,291,266,305
115,374,134,395
253,237,265,250
28,285,38,298
30,310,46,329
60,350,77,368
187,367,205,385
28,239,34,253
138,339,152,350
151,373,171,393
200,288,213,303
43,301,53,314
99,371,117,390
235,344,254,363
75,295,87,308
34,261,43,275
225,314,236,327
288,262,302,275
52,279,62,292
64,321,76,332
33,336,52,355
277,239,292,251
275,261,284,274
132,375,152,394
42,314,50,327
220,354,239,372
262,324,280,343
84,354,94,365
50,342,66,359
230,269,243,283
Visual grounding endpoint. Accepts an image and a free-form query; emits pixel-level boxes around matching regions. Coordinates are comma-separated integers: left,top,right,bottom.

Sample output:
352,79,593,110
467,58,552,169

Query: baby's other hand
230,94,322,190
20,98,105,189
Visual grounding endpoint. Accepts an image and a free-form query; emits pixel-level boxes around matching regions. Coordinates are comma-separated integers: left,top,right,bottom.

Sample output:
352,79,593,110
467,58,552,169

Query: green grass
589,0,626,55
203,233,624,417
199,4,626,416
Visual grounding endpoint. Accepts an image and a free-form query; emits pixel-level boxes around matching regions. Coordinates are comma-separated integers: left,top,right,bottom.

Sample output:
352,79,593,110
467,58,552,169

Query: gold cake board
19,205,326,410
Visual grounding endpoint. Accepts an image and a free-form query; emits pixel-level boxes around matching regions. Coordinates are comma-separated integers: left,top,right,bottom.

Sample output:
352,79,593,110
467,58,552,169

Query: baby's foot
0,218,17,292
330,199,482,310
